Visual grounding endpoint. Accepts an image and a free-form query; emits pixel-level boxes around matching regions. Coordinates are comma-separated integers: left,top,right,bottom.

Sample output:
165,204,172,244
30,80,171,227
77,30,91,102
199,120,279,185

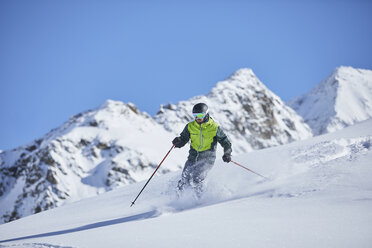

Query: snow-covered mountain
1,119,371,248
289,66,372,135
0,68,314,224
0,69,313,224
0,100,187,223
155,68,313,153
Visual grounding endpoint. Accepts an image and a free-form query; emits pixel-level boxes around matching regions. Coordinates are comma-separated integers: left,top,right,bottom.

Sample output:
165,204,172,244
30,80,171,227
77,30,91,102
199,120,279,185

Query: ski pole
130,144,175,207
230,160,270,180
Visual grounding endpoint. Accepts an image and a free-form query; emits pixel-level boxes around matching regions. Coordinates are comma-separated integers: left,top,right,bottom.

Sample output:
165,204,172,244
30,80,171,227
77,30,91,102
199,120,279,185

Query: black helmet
192,103,208,114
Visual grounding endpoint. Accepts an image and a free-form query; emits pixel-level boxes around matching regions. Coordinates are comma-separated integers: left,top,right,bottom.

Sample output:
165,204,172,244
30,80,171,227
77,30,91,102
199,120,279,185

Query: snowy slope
0,100,187,223
289,66,372,135
1,119,371,248
155,68,313,154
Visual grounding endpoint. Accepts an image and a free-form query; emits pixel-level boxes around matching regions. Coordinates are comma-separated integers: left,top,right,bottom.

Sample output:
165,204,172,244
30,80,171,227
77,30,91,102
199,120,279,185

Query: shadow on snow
0,210,159,243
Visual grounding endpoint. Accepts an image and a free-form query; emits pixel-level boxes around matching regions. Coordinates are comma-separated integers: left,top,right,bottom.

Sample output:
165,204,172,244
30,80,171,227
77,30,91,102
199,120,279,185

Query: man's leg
177,160,194,192
190,159,214,198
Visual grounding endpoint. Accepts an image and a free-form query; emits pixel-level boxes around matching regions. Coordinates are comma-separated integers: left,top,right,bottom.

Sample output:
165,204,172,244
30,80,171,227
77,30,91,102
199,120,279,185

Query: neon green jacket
177,116,232,162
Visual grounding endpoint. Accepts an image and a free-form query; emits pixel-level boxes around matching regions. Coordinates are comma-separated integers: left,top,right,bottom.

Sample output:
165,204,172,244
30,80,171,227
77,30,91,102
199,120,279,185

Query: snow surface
289,66,372,135
1,119,372,248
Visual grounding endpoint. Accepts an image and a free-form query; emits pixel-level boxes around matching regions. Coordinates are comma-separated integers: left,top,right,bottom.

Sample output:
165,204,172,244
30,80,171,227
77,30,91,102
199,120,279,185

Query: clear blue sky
1,0,371,151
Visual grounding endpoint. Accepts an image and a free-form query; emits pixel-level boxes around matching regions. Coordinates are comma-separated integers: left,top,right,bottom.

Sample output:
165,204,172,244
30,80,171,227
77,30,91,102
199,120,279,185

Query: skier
172,103,232,197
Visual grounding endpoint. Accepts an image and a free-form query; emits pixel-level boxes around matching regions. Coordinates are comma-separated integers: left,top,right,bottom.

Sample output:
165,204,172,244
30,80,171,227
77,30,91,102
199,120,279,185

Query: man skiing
172,103,232,197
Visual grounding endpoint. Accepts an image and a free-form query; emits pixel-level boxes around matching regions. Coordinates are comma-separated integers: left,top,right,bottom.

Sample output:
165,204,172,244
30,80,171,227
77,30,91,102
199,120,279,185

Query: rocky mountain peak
289,66,372,135
211,68,266,94
226,68,256,82
98,100,143,116
155,68,313,154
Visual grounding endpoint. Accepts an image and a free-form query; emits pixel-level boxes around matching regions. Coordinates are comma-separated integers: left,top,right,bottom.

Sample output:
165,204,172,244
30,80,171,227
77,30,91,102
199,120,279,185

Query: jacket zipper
196,124,203,161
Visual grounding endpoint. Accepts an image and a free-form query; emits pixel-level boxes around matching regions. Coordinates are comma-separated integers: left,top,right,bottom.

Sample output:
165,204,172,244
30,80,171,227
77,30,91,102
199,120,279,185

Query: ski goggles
193,113,206,119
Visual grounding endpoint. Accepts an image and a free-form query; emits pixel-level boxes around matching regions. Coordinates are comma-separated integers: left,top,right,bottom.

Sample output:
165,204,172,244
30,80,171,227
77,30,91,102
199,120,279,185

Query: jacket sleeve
216,126,232,155
177,124,190,147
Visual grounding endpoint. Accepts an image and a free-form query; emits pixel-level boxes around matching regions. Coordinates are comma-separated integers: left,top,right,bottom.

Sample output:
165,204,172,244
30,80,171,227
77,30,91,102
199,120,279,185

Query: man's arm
172,124,190,148
217,127,232,162
216,126,232,154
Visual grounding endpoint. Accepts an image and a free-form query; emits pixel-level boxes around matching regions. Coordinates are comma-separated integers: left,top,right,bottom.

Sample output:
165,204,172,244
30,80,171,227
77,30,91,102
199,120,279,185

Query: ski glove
172,137,183,148
222,153,231,163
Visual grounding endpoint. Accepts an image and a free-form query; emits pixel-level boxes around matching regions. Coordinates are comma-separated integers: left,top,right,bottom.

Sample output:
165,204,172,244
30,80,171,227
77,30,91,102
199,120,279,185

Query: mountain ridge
155,68,313,153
